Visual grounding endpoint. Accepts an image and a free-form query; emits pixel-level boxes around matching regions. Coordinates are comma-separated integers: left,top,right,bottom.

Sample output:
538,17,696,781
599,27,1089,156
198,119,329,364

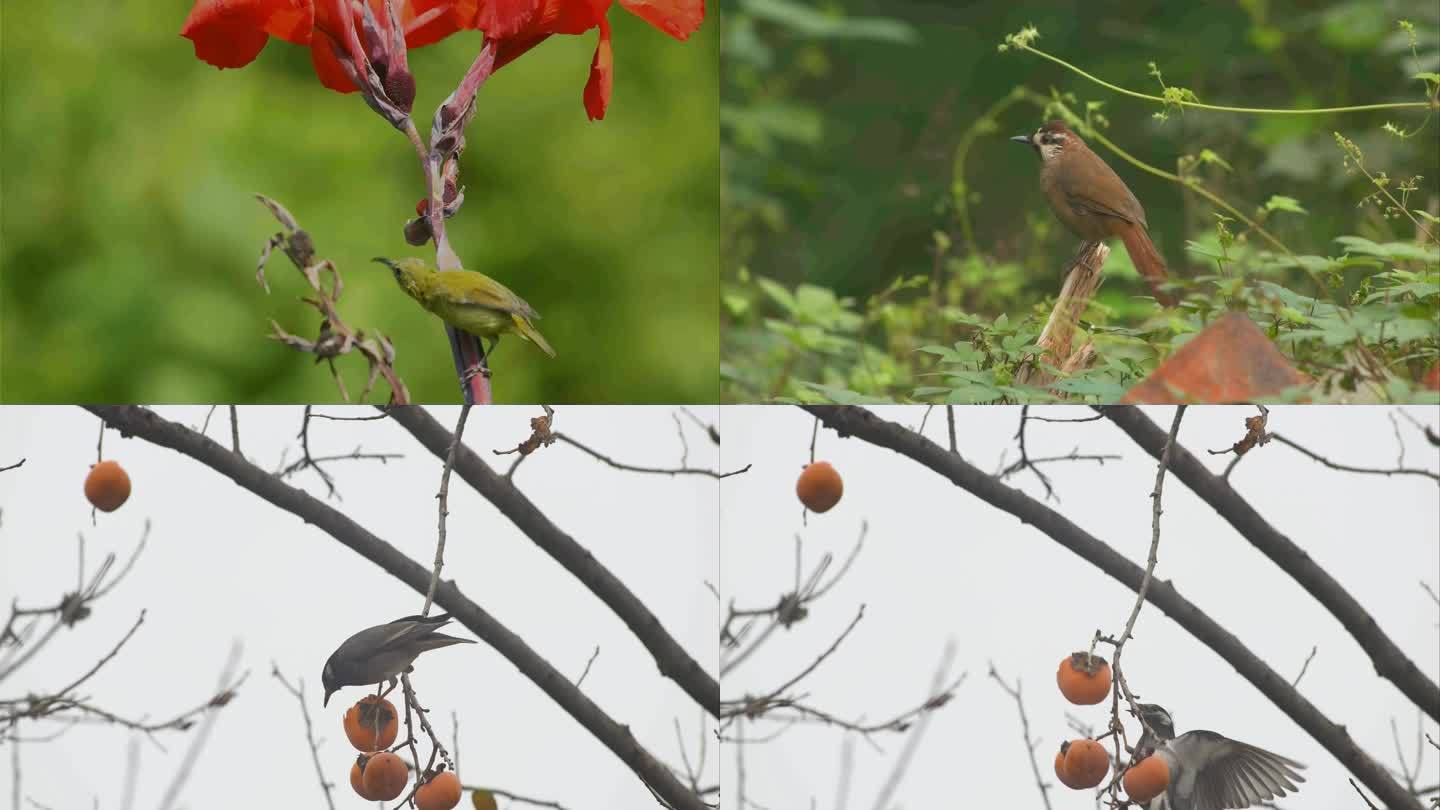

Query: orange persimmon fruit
416,771,463,810
1123,754,1170,803
472,789,499,810
1056,652,1111,705
362,751,409,801
1053,743,1085,789
344,696,398,751
1063,739,1110,789
350,755,380,800
796,461,843,513
84,460,132,512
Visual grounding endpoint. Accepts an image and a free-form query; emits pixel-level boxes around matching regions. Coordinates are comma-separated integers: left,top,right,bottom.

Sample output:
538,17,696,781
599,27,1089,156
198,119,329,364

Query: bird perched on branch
373,257,556,376
321,613,475,706
1131,702,1305,809
1012,121,1177,306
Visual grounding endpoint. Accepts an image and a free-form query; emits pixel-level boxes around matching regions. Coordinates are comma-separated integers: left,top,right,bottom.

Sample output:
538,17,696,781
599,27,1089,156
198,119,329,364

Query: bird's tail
392,612,453,626
512,314,557,358
416,632,477,651
1118,224,1177,306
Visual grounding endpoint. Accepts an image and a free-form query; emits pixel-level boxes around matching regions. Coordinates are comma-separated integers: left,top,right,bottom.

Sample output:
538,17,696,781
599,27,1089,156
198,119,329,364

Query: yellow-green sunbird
373,257,555,361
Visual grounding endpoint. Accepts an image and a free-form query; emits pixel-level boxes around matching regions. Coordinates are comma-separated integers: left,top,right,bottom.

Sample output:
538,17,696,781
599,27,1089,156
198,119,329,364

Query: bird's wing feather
1173,731,1304,810
369,615,454,653
1065,189,1146,229
436,272,535,316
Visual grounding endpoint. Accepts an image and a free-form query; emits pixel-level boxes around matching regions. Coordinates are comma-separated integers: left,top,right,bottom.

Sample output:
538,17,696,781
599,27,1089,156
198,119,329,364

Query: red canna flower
181,0,447,96
180,0,314,73
407,0,704,120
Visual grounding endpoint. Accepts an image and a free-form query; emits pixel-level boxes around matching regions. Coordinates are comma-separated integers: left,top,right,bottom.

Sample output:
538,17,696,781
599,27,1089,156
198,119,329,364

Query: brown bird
1012,121,1177,305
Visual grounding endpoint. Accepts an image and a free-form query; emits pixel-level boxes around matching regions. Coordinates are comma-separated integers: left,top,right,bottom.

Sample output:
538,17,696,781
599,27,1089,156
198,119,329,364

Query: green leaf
1184,240,1227,260
741,0,919,43
755,277,798,314
720,102,823,148
1263,195,1308,215
722,292,751,318
1197,149,1233,172
1335,236,1439,264
945,385,1005,404
1052,378,1128,399
799,382,895,404
1414,72,1440,83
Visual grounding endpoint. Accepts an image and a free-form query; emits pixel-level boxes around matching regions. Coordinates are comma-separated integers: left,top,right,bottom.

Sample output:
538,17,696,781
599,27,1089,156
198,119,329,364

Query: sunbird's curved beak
1009,134,1031,144
371,257,397,270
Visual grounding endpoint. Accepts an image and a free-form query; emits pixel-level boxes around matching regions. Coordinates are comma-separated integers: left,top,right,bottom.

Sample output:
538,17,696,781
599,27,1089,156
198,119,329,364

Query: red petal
309,35,361,92
473,0,542,39
403,0,471,46
583,16,612,120
532,0,608,35
181,0,279,68
619,0,702,39
264,1,314,44
494,31,552,70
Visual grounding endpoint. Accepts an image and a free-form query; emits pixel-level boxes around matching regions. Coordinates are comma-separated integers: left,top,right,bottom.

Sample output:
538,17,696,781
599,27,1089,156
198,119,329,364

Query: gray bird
322,613,475,706
1132,702,1305,810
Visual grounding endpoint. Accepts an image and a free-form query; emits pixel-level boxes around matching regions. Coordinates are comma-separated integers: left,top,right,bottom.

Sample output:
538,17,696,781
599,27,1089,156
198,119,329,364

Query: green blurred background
2,3,719,403
722,0,1440,400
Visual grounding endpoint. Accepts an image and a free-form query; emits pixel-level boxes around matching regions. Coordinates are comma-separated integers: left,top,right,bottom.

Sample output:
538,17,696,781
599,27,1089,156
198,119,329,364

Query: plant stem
1016,43,1431,115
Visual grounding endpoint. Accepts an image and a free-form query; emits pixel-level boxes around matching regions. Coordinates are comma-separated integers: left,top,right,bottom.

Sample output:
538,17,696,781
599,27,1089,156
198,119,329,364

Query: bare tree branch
1099,405,1440,724
383,405,718,717
801,404,1423,810
84,405,705,810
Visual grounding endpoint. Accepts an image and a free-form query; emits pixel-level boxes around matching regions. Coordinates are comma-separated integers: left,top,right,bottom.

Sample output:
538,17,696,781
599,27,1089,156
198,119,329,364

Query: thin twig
1108,404,1187,763
271,666,338,810
1292,646,1318,688
575,646,601,689
425,404,471,615
988,663,1053,810
229,407,241,456
156,641,245,810
1271,433,1440,482
868,644,960,810
555,433,730,478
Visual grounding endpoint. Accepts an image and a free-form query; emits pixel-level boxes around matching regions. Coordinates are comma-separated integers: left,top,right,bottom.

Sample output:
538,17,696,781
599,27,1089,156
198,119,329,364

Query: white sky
0,406,720,810
718,405,1440,810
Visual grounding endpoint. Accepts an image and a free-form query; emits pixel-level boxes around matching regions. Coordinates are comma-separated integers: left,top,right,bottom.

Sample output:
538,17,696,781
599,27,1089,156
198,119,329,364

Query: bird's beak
323,688,334,707
1009,134,1031,145
371,257,396,270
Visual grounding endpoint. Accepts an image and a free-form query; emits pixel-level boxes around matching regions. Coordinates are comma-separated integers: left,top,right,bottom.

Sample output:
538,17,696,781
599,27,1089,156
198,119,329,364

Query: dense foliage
722,0,1440,403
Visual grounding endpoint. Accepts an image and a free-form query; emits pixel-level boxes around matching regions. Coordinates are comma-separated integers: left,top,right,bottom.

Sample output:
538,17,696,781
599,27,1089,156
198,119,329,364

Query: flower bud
385,70,416,113
403,217,432,246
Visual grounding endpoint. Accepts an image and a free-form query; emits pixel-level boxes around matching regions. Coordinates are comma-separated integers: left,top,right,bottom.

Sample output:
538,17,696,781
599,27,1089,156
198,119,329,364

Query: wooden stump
1016,241,1109,388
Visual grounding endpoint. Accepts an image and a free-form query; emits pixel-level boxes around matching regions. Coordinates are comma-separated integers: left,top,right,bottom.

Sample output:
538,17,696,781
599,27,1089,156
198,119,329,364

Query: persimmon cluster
343,695,468,808
1052,652,1169,804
